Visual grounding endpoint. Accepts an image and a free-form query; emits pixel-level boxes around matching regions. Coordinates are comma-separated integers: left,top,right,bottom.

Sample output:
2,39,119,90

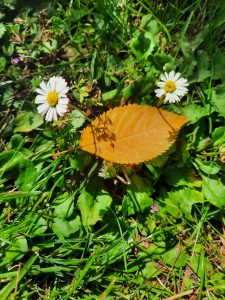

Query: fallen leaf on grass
80,104,189,164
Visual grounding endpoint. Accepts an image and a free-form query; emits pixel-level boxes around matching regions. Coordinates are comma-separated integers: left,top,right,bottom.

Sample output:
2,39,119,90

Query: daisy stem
157,96,165,107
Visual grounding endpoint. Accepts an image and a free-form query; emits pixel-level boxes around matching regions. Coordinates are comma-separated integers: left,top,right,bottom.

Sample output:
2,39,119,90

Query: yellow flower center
164,80,176,93
47,91,58,107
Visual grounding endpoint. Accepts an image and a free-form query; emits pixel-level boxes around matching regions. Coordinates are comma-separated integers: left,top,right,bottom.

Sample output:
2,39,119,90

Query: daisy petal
45,107,54,122
156,81,165,88
58,97,69,105
47,77,57,91
35,95,47,104
171,93,180,102
40,81,50,94
36,88,47,96
173,72,181,81
55,80,67,93
160,73,167,81
164,72,169,80
168,71,175,80
37,103,49,115
155,88,165,97
52,108,58,122
58,87,69,97
176,78,189,85
56,104,68,116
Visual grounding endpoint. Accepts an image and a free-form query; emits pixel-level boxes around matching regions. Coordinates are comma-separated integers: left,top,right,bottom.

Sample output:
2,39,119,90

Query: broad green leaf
142,261,161,279
153,52,176,71
130,31,158,61
161,243,189,268
0,150,32,180
196,50,210,82
122,174,154,216
1,236,28,266
52,218,71,238
202,176,225,207
162,166,200,187
52,216,81,238
0,150,23,173
0,57,6,72
130,15,159,61
211,126,225,146
195,158,220,175
15,160,36,191
69,109,86,130
102,89,118,101
165,188,204,220
213,48,225,80
32,217,48,236
69,151,92,171
14,111,44,132
0,23,6,38
53,192,75,219
77,186,112,226
9,134,25,149
212,84,225,118
102,79,125,101
175,104,211,123
189,255,213,277
180,40,197,77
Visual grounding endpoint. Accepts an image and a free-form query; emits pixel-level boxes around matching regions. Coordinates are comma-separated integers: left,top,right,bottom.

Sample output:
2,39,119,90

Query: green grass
0,0,225,299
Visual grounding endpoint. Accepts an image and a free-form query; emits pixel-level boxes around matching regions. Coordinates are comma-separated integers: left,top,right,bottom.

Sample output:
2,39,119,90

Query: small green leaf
161,243,189,268
212,84,225,118
69,110,86,130
202,176,225,207
130,15,159,61
176,103,211,123
196,50,211,82
53,192,75,219
15,160,36,191
130,30,158,61
0,23,6,38
102,89,118,101
52,218,71,238
9,134,25,149
1,236,28,266
52,216,81,238
189,255,213,277
32,217,48,236
14,111,44,132
195,158,220,175
211,126,225,146
142,261,161,279
77,185,112,226
122,174,154,216
165,188,204,220
0,57,6,72
212,48,225,80
180,40,197,77
163,166,199,187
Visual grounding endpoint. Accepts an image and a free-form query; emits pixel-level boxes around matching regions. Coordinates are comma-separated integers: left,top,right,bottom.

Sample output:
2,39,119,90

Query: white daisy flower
155,71,189,103
35,76,69,122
